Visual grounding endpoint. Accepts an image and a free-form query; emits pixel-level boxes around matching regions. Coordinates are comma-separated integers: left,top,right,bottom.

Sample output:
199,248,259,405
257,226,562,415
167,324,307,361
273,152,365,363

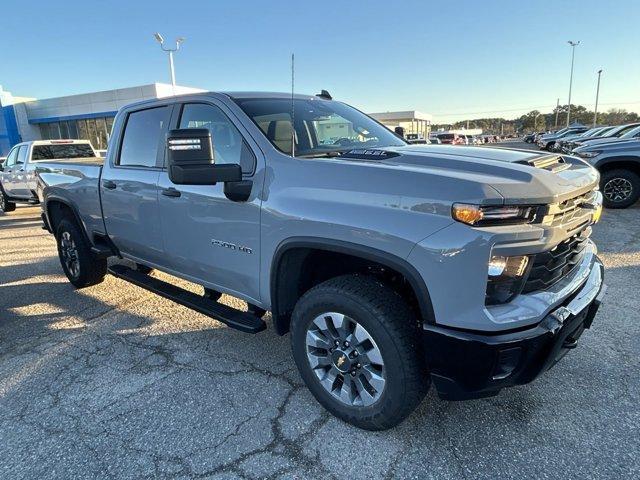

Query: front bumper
423,257,605,400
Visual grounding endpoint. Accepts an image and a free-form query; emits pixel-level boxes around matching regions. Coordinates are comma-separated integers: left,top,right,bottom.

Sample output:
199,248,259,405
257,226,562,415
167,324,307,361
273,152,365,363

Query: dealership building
0,83,204,156
1,83,432,156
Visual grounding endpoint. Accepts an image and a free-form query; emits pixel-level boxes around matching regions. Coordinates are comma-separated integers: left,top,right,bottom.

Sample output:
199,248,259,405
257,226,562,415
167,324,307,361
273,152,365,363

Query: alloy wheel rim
305,312,386,407
603,178,633,203
60,231,80,278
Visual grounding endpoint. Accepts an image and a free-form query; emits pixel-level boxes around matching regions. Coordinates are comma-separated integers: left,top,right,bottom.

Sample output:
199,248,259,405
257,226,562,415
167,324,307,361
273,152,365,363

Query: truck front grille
522,232,589,294
541,190,597,234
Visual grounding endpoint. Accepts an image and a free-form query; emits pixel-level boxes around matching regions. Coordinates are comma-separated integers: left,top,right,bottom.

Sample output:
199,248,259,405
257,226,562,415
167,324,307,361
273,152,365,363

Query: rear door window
118,107,169,168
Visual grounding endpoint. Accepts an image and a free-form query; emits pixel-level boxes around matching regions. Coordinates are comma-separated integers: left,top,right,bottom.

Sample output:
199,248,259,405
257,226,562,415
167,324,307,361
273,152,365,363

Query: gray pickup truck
0,139,98,212
37,92,606,430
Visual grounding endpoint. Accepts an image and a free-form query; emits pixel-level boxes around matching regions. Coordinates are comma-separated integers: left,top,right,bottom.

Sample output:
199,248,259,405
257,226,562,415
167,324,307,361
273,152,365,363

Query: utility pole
554,98,560,128
593,69,603,127
154,33,185,86
566,40,580,127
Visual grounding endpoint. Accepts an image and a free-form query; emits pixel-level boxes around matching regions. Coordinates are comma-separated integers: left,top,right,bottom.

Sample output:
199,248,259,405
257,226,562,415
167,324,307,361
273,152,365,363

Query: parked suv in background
538,126,588,150
554,126,608,153
36,91,605,430
574,139,640,208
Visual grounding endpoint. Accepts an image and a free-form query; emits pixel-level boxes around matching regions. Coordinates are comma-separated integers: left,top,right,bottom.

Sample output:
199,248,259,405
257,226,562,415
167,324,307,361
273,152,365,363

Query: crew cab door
1,146,20,196
12,145,31,198
101,105,171,265
157,101,263,303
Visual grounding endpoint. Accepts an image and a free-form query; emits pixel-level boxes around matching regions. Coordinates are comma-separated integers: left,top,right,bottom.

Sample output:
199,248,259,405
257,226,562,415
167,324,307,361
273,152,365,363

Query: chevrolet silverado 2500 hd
37,92,606,430
0,139,98,212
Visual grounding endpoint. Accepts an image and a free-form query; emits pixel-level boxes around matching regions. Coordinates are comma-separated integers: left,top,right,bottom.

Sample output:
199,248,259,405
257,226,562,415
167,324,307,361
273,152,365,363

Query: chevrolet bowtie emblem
337,355,346,367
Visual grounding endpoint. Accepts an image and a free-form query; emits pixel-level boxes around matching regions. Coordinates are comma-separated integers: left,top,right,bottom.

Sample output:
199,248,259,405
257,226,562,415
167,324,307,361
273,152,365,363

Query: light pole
153,33,185,86
593,69,603,127
534,112,542,132
566,40,580,127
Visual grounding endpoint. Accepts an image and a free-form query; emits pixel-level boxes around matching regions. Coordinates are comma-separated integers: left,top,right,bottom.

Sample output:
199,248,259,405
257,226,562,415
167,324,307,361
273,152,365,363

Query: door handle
161,187,181,198
102,180,117,190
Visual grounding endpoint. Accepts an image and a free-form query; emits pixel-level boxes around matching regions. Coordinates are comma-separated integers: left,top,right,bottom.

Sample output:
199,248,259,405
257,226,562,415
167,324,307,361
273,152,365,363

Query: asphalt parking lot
1,152,639,479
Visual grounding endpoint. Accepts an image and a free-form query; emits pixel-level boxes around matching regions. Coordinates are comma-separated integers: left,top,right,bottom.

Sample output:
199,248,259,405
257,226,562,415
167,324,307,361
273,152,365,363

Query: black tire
136,263,153,275
56,219,107,288
290,275,428,430
0,187,16,213
601,169,640,209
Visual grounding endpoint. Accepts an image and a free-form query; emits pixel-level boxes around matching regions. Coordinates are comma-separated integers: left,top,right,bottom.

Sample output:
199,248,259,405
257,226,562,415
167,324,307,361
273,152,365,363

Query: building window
37,116,116,150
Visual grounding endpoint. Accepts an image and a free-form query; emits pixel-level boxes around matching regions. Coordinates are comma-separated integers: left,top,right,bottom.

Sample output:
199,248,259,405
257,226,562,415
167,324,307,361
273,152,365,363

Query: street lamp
153,33,185,86
593,69,603,127
566,40,580,127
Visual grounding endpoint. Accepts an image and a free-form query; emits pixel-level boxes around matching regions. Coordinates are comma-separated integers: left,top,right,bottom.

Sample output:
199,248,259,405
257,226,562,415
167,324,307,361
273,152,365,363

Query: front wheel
56,219,107,288
601,169,640,209
290,275,428,430
0,188,16,212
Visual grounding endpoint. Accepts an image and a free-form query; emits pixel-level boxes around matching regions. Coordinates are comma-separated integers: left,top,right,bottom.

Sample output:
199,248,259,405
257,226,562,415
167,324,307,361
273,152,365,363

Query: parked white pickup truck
0,139,98,212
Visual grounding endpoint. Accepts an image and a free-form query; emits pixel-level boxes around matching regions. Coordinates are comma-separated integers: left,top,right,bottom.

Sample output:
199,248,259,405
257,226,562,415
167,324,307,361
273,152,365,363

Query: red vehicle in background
436,133,465,145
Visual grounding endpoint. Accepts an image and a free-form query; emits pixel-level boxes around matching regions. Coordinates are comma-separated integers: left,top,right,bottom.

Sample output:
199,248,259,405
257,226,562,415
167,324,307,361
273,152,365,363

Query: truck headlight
486,255,530,304
452,204,538,226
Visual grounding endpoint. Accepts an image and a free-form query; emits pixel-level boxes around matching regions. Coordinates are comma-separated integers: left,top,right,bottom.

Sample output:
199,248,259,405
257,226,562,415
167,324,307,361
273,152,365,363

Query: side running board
108,264,266,333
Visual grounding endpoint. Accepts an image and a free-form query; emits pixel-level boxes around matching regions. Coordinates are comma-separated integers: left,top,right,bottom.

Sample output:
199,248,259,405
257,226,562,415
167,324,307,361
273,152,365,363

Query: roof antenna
290,53,295,157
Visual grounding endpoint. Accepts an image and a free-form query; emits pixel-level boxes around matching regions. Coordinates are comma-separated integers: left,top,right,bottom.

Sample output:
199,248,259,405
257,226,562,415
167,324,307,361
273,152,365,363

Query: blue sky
1,0,638,122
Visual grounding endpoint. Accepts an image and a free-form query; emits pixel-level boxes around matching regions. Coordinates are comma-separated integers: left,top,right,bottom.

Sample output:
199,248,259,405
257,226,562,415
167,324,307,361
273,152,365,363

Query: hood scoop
519,155,571,173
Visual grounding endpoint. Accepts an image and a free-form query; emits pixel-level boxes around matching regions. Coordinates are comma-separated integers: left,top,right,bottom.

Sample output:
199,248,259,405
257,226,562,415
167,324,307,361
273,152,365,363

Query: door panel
2,147,20,196
157,102,262,302
101,106,170,264
101,168,164,263
13,146,31,198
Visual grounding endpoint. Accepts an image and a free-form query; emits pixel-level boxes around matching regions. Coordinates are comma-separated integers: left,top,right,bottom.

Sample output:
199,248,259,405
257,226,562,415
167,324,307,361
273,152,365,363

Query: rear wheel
0,188,16,213
290,275,428,430
601,169,640,209
56,219,107,288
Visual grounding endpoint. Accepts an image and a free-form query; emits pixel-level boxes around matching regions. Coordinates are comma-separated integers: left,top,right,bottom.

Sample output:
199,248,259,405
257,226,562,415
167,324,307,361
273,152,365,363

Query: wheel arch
45,197,91,243
269,237,436,335
596,156,640,176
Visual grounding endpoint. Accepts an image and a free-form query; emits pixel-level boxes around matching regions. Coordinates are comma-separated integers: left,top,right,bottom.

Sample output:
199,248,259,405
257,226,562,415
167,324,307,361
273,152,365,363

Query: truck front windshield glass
32,144,95,160
235,98,406,157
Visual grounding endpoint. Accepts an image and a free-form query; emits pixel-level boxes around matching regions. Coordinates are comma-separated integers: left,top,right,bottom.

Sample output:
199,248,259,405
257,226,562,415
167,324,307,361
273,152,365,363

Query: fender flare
44,196,91,243
594,155,640,170
269,237,436,335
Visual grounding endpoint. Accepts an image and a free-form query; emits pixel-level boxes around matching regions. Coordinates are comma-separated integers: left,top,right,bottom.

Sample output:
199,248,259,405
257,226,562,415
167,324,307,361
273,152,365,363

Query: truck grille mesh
542,190,597,234
522,233,589,293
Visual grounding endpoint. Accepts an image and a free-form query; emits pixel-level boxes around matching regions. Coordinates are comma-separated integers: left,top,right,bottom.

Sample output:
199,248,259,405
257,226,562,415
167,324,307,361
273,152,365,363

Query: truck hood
342,145,599,205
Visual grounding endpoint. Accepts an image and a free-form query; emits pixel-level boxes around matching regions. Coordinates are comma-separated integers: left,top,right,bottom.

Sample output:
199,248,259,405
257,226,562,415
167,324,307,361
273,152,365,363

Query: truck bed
35,158,105,237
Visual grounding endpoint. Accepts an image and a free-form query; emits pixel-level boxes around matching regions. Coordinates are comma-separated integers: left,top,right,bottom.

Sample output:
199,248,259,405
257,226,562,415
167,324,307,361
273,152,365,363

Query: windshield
32,144,95,160
620,125,640,138
611,124,640,137
234,97,406,157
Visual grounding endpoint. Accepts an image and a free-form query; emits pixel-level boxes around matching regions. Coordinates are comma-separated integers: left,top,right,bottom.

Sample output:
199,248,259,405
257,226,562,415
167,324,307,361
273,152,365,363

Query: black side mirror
394,126,405,138
167,128,242,185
